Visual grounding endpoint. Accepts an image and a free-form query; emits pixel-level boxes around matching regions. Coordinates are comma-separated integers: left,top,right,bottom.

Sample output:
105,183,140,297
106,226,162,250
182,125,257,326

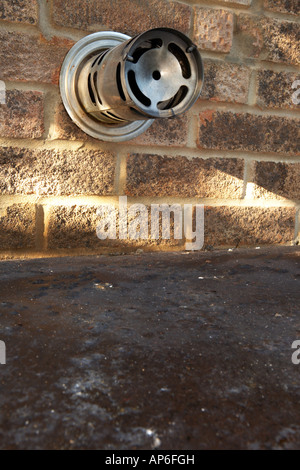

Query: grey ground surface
0,246,299,450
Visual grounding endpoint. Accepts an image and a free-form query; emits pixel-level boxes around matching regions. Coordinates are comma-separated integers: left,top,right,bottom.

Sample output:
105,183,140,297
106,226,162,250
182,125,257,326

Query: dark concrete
0,246,299,450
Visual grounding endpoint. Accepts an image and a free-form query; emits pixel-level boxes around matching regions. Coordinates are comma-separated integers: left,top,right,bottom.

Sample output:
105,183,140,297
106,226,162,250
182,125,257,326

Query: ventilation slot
131,38,163,63
91,53,102,67
88,73,96,105
157,85,188,110
168,43,191,79
93,71,103,105
98,50,108,65
128,70,151,107
105,111,124,122
116,62,126,101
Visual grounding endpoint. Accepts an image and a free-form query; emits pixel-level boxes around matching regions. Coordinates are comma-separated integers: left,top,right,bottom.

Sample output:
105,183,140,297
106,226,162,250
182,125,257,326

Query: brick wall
0,0,299,258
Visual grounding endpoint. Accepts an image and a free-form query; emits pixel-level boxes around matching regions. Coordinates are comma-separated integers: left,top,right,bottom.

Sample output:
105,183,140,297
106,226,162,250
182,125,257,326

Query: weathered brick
198,110,300,155
257,70,300,109
252,161,300,200
236,15,300,65
48,206,104,250
0,0,38,24
131,115,189,147
194,9,234,53
126,154,244,198
0,203,36,250
0,147,116,196
200,61,250,104
0,32,74,85
47,205,184,250
264,0,300,16
52,0,191,36
204,206,296,247
0,90,44,139
52,103,96,141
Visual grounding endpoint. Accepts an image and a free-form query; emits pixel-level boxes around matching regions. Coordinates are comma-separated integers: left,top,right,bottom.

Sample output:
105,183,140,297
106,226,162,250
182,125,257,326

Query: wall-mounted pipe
60,28,204,142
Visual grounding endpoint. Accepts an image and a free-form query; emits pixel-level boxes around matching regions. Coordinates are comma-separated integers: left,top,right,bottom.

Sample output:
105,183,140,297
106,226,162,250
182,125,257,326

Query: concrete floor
0,246,299,450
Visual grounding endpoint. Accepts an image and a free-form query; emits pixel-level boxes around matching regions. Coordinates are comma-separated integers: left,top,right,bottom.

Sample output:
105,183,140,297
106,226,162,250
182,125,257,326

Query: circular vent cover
60,29,204,142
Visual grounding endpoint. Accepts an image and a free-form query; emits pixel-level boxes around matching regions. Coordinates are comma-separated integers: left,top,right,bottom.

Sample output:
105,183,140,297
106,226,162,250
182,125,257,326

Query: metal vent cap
60,28,204,142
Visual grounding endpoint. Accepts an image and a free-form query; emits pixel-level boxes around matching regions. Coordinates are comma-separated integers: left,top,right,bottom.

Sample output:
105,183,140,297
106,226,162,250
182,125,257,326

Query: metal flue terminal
60,28,204,142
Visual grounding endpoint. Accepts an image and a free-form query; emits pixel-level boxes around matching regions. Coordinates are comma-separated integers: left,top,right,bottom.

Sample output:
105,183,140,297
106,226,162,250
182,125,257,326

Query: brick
204,206,296,247
198,110,300,156
0,90,44,139
126,154,244,198
52,0,191,36
194,9,234,53
257,70,300,109
200,61,250,104
131,115,189,147
264,0,300,16
0,0,38,24
52,103,96,141
48,206,104,250
47,205,184,250
252,161,300,200
0,147,116,196
0,32,74,85
0,203,36,250
236,15,300,65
